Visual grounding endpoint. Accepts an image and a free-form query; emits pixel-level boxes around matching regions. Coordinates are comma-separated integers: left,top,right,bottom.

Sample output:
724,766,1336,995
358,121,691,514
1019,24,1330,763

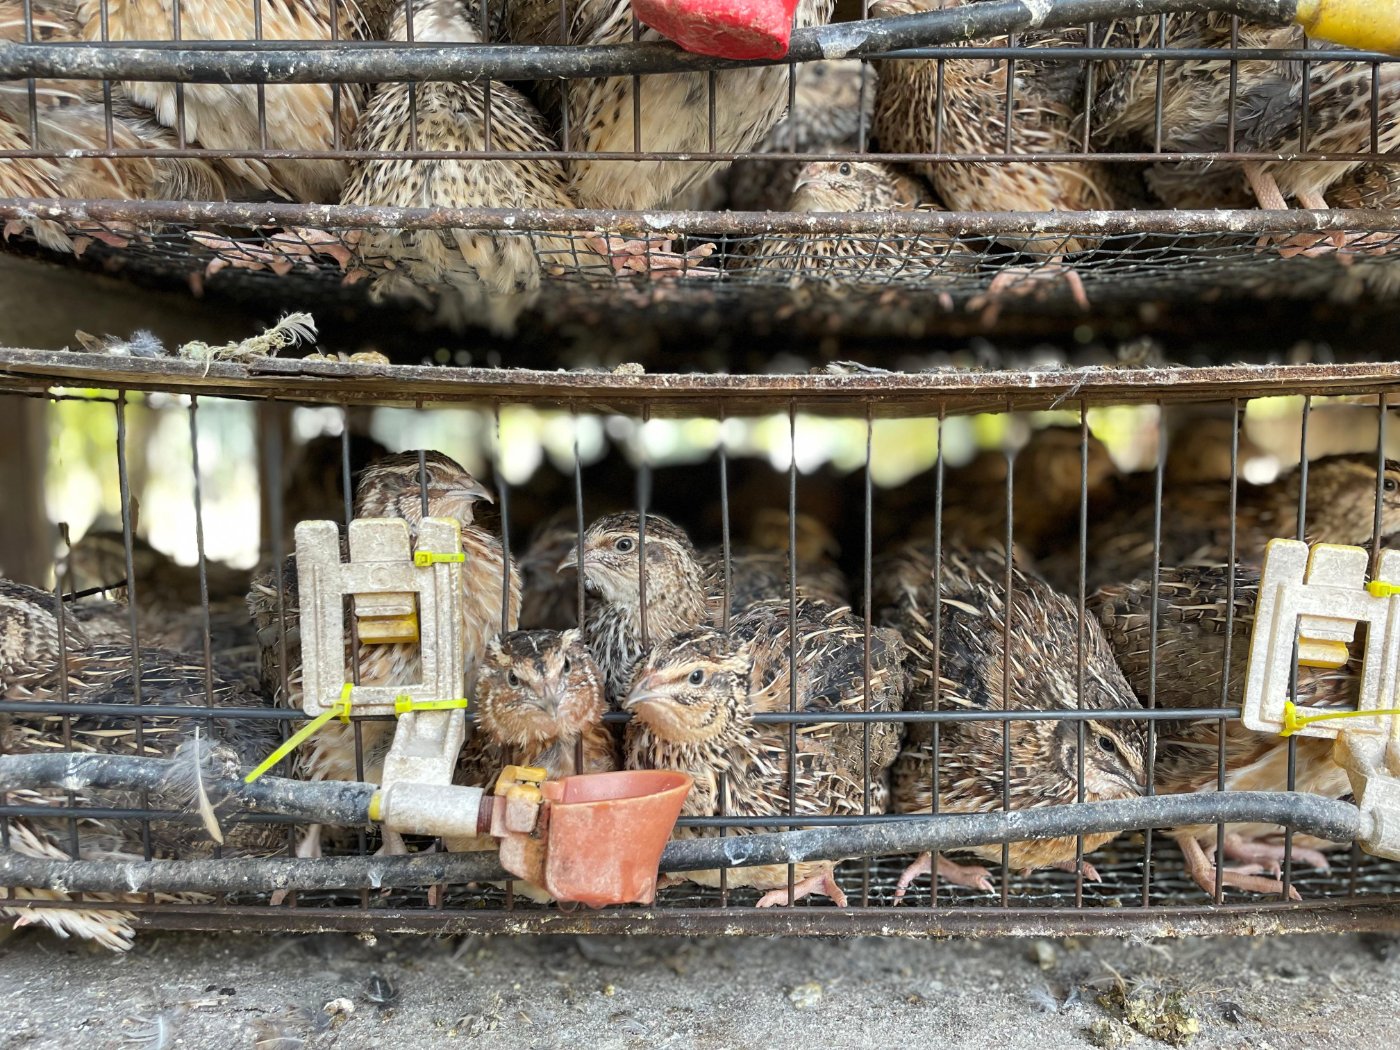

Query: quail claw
1223,834,1331,875
755,869,847,908
893,852,994,903
1180,834,1304,902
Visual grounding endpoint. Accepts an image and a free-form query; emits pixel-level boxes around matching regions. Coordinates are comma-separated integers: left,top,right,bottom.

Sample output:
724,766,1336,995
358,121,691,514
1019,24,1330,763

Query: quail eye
1385,477,1398,494
1097,734,1116,755
616,537,635,553
838,162,852,176
561,657,571,675
507,671,520,688
688,669,705,686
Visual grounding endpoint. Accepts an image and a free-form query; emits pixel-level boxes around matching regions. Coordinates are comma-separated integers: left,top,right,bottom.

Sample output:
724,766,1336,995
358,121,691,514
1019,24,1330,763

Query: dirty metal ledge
115,898,1400,939
0,351,1396,417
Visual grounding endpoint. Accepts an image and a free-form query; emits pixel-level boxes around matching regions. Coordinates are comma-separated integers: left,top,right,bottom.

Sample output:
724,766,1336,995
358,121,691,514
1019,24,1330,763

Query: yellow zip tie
393,694,469,716
244,684,354,783
1281,699,1400,737
1368,581,1400,598
414,550,466,567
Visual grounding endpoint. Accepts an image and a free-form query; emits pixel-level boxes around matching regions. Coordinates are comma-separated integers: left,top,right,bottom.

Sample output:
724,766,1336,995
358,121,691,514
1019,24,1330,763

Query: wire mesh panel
0,353,1398,941
0,1,1398,339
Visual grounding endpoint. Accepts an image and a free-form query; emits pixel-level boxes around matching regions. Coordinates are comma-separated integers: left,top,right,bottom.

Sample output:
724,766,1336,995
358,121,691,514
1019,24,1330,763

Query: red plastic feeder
632,0,802,59
494,769,692,907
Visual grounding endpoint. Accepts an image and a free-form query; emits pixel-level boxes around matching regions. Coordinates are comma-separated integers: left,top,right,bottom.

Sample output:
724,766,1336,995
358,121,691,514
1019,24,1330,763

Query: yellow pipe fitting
1294,0,1400,56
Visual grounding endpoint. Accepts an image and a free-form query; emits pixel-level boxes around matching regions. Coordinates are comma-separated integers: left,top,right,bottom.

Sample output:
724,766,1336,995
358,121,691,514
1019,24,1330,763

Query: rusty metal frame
0,351,1395,415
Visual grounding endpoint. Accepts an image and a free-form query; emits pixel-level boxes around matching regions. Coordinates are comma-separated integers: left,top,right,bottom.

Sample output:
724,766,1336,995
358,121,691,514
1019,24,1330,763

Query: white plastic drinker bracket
1243,538,1400,859
294,517,468,798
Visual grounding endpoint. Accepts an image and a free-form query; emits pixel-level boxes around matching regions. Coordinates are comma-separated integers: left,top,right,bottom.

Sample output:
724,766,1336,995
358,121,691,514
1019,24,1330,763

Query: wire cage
0,0,1399,346
0,351,1399,944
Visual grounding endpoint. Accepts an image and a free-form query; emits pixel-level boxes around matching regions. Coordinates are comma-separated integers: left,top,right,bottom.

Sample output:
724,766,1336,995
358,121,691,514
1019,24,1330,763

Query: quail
247,450,519,859
931,425,1118,566
1098,14,1400,245
1040,453,1400,594
623,597,906,906
872,0,1114,311
64,529,255,665
878,545,1147,898
1090,564,1354,899
743,160,969,283
341,0,584,334
457,628,617,788
0,579,283,949
567,511,850,702
503,0,834,212
68,0,392,202
720,60,877,213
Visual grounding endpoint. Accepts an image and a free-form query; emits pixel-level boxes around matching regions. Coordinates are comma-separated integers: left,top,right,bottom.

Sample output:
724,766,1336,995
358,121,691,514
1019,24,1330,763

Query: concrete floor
2,927,1400,1049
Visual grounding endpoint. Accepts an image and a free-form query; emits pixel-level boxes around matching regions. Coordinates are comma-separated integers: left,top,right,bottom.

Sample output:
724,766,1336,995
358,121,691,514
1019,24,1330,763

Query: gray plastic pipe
0,753,1361,895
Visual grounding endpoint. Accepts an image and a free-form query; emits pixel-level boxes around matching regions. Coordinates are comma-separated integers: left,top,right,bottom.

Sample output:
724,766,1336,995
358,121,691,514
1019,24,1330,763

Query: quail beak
557,544,582,575
531,686,561,715
623,675,668,711
453,478,495,505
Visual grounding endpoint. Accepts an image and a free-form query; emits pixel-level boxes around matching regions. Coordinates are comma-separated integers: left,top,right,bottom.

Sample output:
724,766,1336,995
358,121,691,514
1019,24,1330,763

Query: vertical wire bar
172,0,186,149
330,0,344,154
1080,21,1097,154
21,0,37,143
1002,34,1017,156
253,0,267,152
558,0,571,152
860,407,875,908
631,13,643,155
1215,399,1242,904
481,0,495,152
1359,394,1388,897
928,409,945,906
1371,61,1382,155
708,71,719,154
1226,17,1240,152
114,394,152,867
934,59,946,154
573,406,587,635
637,406,651,651
1283,395,1313,901
1152,13,1166,153
718,406,732,631
718,406,731,904
1299,34,1312,155
786,402,798,906
999,435,1013,906
856,60,871,153
344,423,369,909
55,521,81,873
495,405,513,636
187,396,225,900
407,0,420,154
188,399,216,700
262,401,298,882
1074,406,1090,907
1142,401,1166,907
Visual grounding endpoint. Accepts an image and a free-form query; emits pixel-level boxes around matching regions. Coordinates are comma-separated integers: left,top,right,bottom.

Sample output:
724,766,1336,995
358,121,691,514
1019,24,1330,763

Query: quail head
880,545,1147,899
566,512,716,702
459,627,617,788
